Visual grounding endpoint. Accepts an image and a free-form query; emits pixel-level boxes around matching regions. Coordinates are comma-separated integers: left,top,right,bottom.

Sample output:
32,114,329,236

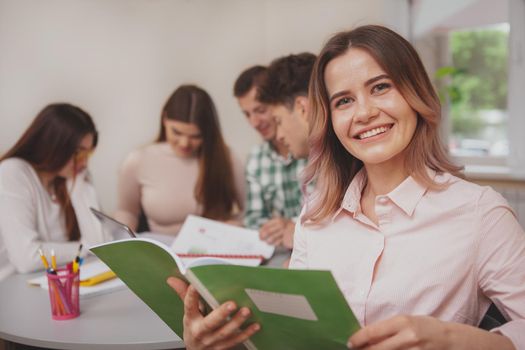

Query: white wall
0,0,400,211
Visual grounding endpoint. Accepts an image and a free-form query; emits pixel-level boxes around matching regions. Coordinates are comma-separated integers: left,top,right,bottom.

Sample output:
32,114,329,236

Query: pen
72,243,82,273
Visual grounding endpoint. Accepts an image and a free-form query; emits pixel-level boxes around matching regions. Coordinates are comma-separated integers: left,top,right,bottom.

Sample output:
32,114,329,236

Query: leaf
435,66,458,79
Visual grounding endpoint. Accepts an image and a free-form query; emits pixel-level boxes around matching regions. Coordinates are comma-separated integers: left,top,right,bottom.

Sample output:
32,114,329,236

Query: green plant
434,66,465,104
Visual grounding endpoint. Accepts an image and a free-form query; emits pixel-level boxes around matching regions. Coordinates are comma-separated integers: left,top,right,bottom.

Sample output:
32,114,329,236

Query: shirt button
377,196,388,204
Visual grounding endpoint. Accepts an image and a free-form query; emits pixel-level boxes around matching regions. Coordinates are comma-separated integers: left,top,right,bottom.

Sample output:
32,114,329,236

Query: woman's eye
335,97,352,108
372,82,391,94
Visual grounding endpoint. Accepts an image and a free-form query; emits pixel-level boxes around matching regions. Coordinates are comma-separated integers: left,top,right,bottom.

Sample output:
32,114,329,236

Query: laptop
90,207,136,239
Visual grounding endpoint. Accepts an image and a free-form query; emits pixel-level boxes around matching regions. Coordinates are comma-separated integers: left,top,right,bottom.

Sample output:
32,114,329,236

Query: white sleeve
0,161,79,273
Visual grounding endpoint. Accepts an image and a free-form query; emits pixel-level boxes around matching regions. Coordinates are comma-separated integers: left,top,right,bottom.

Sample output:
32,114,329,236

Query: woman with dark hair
0,103,110,281
167,25,524,350
115,85,244,235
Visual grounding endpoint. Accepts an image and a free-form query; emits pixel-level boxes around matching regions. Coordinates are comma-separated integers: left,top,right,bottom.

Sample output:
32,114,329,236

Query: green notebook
90,238,360,350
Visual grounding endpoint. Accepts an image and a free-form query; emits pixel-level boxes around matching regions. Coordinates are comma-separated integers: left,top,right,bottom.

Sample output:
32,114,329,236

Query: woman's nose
354,98,379,124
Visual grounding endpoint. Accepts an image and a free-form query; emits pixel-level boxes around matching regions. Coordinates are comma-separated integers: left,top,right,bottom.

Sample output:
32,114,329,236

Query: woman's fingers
167,277,258,349
214,322,261,350
199,300,236,332
167,276,189,300
349,316,408,348
199,307,258,346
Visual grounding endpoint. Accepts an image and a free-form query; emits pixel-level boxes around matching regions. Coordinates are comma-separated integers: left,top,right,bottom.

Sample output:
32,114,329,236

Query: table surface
0,248,290,350
0,272,185,350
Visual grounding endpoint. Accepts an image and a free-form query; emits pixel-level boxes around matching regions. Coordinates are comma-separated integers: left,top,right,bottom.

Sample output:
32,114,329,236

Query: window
411,0,525,177
447,25,509,159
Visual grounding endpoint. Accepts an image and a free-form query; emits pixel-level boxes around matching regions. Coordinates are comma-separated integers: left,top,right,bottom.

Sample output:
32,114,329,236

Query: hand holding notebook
90,237,360,349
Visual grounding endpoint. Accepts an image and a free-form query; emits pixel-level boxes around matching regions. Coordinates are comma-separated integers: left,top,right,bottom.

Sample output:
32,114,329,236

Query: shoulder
120,143,167,170
246,142,268,160
290,156,308,170
123,143,165,161
0,158,40,200
434,173,511,214
440,173,504,200
0,157,33,173
0,158,37,185
246,142,284,165
245,142,269,170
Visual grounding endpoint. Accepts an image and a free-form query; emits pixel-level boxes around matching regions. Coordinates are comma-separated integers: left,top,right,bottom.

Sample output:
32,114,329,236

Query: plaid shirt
243,141,307,229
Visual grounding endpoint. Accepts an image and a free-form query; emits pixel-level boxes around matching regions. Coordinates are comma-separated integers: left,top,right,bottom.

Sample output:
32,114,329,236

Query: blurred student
168,25,525,349
234,66,306,248
262,54,315,161
0,103,110,281
256,53,316,248
114,85,244,236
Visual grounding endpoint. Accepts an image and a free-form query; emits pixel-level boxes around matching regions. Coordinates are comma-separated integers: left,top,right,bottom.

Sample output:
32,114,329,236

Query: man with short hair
258,53,315,161
256,53,316,248
234,66,306,248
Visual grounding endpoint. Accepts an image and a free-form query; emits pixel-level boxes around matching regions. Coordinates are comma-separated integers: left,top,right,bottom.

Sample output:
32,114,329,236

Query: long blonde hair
303,25,462,225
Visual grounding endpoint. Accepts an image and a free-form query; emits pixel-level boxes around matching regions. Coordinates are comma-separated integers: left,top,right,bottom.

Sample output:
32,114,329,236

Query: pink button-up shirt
290,170,525,348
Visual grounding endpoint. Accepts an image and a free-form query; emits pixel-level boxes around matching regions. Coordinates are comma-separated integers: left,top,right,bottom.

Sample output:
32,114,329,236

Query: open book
173,215,274,260
90,238,360,349
90,209,275,260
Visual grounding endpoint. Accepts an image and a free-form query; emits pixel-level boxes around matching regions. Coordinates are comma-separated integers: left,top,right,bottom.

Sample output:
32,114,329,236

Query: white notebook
172,215,275,260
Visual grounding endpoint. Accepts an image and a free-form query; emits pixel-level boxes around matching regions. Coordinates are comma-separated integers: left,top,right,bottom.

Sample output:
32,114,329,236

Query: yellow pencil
80,270,117,286
51,249,57,270
38,248,49,270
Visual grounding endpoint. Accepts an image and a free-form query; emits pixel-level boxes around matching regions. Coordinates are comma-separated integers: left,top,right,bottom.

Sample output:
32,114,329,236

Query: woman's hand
348,315,515,350
167,277,260,350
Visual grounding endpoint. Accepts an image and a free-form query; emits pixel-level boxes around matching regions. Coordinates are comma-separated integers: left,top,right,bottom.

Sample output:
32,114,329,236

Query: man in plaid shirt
255,53,317,250
234,66,306,249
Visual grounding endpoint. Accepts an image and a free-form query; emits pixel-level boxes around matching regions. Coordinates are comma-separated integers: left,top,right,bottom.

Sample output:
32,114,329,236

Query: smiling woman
114,85,245,236
293,24,525,350
327,49,418,168
0,103,111,281
164,25,525,350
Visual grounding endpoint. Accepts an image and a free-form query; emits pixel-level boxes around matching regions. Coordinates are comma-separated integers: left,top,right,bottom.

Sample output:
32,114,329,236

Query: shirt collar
333,167,435,220
263,141,294,165
388,172,431,216
332,168,367,221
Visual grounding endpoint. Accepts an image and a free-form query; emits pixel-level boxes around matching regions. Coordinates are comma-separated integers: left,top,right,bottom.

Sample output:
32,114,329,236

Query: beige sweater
114,143,245,236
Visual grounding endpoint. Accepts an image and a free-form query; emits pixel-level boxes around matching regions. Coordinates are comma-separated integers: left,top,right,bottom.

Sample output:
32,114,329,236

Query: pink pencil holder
46,267,80,320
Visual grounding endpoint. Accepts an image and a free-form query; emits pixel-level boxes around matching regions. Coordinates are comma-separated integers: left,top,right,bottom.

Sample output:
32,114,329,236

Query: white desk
0,273,185,350
0,244,291,350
